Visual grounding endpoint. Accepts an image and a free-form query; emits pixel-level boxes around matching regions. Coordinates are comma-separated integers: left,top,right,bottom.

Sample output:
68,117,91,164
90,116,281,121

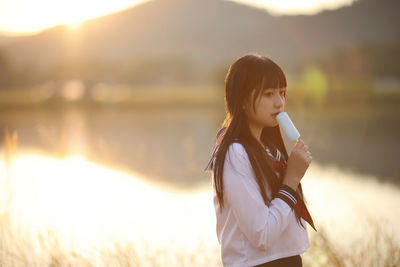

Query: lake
0,103,399,265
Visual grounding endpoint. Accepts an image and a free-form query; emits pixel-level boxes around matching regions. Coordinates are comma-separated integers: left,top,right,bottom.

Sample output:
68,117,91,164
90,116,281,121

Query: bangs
250,57,287,110
260,64,287,90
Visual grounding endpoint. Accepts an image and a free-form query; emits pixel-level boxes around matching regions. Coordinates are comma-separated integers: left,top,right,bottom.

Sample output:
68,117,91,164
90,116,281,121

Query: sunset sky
0,0,356,36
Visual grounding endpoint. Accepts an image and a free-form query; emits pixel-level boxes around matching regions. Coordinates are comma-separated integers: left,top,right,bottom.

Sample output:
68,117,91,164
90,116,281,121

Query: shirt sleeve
223,142,300,251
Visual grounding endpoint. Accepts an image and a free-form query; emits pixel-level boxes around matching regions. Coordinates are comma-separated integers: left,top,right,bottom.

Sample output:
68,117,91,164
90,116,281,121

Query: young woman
205,53,317,267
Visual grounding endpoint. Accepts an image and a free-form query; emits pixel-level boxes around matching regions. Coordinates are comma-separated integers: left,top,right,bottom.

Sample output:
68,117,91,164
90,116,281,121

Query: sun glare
0,0,149,35
0,152,216,255
66,21,82,30
229,0,356,15
0,0,357,34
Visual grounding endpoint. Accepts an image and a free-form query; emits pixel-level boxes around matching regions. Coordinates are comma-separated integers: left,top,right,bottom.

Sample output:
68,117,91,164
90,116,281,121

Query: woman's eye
263,91,285,97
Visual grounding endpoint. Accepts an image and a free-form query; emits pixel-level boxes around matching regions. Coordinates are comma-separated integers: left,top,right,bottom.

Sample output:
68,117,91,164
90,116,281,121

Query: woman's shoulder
228,140,244,152
226,141,250,164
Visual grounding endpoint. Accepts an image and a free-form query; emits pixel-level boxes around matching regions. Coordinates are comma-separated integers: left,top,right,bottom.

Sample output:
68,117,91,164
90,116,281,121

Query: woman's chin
265,121,279,127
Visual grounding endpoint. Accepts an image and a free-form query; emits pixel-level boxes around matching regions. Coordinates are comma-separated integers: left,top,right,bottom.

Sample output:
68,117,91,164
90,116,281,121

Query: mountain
279,0,399,58
0,0,399,84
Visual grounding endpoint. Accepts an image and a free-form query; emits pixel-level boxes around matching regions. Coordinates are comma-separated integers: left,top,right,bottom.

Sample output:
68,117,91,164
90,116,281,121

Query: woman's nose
274,94,284,108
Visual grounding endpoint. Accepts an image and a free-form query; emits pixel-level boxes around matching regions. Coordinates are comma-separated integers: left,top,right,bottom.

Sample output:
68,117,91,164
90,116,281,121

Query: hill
0,0,398,85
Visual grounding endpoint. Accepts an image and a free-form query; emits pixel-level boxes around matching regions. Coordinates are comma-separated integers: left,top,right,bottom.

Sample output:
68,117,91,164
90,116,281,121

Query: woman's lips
272,112,280,117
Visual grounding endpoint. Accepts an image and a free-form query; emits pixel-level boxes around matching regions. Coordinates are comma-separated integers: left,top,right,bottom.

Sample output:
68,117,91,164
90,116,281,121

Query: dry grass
304,218,400,267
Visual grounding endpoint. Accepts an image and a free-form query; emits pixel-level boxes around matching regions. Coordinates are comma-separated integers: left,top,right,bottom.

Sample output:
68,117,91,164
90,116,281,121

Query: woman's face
243,87,286,128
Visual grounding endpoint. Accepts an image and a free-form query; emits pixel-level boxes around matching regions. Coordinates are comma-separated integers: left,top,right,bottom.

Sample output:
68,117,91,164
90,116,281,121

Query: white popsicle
276,112,300,141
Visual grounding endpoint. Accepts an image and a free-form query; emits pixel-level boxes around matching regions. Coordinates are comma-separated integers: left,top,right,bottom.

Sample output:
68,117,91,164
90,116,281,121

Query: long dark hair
207,53,305,224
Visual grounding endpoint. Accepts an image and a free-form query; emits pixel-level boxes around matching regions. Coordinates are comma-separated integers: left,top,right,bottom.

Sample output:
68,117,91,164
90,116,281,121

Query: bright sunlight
0,152,216,256
0,0,149,34
228,0,356,15
1,0,357,35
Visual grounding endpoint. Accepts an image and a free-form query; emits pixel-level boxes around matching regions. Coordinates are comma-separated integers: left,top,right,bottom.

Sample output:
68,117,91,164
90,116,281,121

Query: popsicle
276,112,300,141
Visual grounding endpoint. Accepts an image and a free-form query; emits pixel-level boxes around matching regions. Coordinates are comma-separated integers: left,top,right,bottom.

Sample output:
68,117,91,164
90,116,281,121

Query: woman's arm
223,143,300,251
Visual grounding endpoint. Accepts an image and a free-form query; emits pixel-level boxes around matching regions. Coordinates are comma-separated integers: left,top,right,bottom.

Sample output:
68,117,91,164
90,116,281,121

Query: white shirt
210,142,310,267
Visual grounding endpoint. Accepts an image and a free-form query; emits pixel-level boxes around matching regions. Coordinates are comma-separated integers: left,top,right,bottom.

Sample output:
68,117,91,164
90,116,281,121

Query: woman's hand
282,139,312,191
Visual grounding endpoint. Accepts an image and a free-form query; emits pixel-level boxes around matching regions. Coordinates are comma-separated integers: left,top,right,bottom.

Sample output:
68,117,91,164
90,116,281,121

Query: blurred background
0,0,399,266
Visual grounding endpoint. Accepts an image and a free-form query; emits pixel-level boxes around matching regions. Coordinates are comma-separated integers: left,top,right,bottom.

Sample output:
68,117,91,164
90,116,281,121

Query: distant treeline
283,42,400,105
1,42,399,104
292,42,400,77
0,55,202,88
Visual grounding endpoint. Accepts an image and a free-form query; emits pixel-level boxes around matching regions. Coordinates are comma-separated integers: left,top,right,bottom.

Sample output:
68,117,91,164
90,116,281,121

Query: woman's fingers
294,139,312,162
295,139,304,149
